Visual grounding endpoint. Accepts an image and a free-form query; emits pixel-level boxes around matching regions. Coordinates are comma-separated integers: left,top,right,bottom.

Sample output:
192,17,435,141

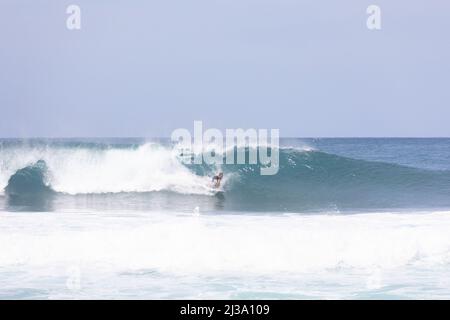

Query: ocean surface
1,138,450,299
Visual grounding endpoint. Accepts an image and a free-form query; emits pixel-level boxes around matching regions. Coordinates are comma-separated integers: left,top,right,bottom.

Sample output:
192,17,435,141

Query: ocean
1,138,450,299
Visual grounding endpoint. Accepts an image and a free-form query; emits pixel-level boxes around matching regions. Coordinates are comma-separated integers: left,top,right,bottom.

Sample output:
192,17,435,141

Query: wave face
1,139,450,212
220,149,450,211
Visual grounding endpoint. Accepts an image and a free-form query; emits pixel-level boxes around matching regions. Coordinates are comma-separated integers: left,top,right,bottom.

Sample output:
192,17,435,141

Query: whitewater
0,142,213,196
1,138,450,299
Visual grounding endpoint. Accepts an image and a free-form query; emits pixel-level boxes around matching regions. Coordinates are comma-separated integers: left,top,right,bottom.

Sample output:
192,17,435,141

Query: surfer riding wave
212,172,223,189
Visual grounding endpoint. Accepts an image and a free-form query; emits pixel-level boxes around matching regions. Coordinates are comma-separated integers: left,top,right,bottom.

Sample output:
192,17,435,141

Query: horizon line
1,136,450,139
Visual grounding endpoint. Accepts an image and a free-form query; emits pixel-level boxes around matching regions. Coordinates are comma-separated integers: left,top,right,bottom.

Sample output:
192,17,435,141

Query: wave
1,141,450,212
0,143,213,196
220,149,450,211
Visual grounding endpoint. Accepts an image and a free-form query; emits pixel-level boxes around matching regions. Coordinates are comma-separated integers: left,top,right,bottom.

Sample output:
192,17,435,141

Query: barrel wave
1,140,450,212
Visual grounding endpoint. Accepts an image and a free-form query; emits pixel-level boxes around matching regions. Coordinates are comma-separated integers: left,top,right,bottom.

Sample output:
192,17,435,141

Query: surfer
212,172,223,188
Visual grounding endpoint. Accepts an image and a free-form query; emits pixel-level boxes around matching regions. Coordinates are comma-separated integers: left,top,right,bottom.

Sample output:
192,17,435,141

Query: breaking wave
1,140,450,212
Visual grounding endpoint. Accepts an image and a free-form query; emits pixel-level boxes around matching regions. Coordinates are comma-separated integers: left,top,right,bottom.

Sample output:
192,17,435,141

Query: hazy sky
0,1,449,137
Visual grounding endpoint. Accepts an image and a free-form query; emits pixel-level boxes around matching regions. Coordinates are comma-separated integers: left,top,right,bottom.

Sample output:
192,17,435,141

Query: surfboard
209,183,224,195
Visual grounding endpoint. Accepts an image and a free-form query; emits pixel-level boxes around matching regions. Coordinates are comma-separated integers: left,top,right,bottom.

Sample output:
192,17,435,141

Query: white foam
1,210,450,275
0,144,213,195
